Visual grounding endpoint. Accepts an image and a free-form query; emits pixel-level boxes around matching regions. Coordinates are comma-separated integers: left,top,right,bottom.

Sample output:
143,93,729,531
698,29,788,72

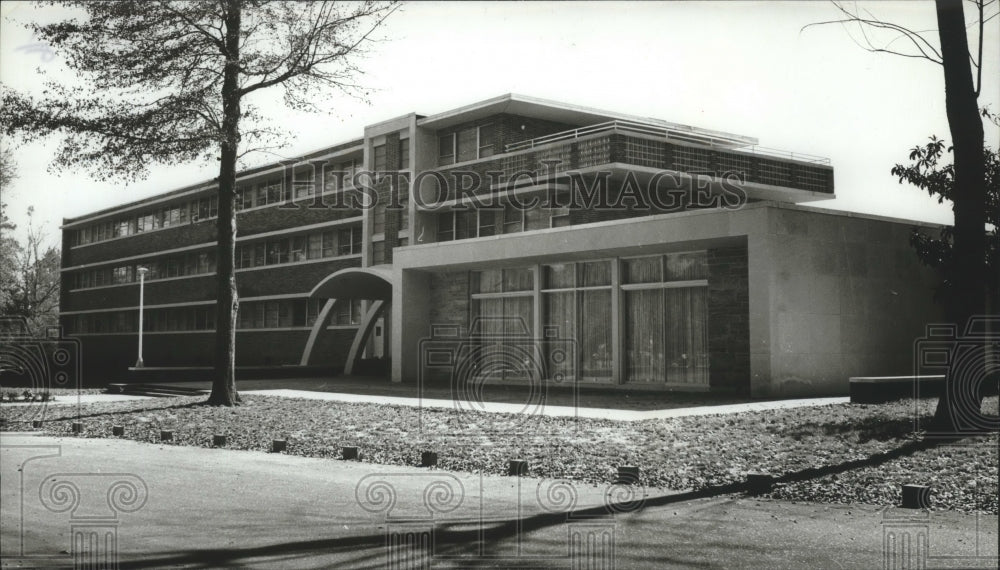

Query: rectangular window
267,180,283,204
291,236,307,262
455,210,476,240
338,227,359,255
503,202,523,234
456,127,477,163
478,209,496,237
341,160,358,189
438,133,456,166
278,301,292,328
437,212,455,242
294,169,314,199
478,123,495,158
307,234,323,260
254,243,266,267
373,144,387,175
198,199,211,221
267,239,289,265
306,299,322,326
399,138,410,170
322,231,337,258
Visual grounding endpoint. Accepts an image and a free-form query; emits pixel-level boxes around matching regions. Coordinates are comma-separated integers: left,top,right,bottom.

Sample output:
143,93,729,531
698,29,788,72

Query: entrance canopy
309,266,394,301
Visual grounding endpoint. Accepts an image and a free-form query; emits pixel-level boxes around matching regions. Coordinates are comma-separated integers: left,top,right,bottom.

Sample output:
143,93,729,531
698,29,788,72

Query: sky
1,1,997,249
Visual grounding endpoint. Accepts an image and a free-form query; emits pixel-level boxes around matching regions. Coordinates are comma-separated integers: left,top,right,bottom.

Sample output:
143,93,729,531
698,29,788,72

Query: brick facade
707,244,751,393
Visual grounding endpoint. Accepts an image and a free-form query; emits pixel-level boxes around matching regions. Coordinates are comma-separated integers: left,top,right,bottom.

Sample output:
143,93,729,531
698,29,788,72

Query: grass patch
3,394,996,514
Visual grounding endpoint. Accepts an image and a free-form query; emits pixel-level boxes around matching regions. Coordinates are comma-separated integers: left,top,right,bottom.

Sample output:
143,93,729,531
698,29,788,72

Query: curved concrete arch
309,266,394,301
301,266,396,370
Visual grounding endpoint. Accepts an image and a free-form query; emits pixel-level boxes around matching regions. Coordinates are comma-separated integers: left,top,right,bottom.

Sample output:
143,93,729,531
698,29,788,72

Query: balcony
427,120,834,205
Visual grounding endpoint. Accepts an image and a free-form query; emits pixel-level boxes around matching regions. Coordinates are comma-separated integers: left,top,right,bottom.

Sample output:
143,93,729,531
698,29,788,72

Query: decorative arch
300,266,395,373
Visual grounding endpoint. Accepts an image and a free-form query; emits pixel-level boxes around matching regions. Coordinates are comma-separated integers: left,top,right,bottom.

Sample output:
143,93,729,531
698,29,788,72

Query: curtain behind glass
625,289,664,383
544,291,574,380
663,288,708,385
580,289,612,379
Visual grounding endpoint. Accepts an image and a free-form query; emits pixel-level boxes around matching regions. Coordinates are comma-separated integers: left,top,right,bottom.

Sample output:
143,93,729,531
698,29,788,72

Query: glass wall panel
625,289,664,382
579,289,612,379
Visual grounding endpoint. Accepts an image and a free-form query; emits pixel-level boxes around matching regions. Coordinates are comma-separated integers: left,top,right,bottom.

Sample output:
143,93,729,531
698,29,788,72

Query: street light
135,266,149,368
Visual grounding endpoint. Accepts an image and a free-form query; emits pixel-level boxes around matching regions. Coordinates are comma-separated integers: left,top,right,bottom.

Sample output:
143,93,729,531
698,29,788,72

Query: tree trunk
207,0,242,406
931,0,987,432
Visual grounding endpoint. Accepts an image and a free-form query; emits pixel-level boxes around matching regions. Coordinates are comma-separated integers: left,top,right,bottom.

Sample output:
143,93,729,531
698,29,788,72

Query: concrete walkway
2,434,995,569
0,393,153,406
243,389,849,421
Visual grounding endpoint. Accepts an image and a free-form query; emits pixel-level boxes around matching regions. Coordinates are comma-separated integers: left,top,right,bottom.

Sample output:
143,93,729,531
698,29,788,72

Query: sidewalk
244,389,850,421
2,434,995,569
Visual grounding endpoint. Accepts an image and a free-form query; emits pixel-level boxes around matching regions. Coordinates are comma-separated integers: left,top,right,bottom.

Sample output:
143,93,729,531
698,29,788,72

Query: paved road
1,433,996,569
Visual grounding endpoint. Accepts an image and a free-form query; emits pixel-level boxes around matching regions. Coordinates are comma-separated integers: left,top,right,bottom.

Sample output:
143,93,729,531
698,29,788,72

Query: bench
849,375,946,404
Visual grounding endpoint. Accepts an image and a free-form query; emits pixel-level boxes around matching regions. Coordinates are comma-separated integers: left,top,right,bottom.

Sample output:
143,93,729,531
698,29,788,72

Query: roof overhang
416,93,758,148
310,266,394,301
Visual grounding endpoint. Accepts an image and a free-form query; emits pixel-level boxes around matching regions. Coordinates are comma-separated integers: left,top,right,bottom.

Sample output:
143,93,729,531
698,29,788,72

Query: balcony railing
505,120,831,166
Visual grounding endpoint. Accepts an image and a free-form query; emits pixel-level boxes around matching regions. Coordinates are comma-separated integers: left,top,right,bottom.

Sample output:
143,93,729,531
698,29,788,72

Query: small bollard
112,425,124,436
746,473,774,494
901,484,931,509
342,446,359,460
616,466,640,485
508,459,529,476
32,420,43,429
160,430,174,442
213,434,227,447
272,440,287,453
71,422,83,434
421,451,438,467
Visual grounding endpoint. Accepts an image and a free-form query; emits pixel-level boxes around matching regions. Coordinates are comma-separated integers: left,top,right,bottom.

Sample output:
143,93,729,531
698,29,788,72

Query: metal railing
504,120,831,166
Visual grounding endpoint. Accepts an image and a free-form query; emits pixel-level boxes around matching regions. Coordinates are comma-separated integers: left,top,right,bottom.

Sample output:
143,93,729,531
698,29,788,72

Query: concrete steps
107,383,210,398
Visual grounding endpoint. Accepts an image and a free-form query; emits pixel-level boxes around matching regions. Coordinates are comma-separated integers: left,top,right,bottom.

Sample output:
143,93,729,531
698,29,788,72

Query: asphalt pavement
2,433,996,569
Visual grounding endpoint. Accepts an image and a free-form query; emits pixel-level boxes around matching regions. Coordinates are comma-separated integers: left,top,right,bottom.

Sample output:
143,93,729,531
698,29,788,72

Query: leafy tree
1,1,397,405
2,207,61,335
811,0,995,432
0,148,18,311
891,112,999,314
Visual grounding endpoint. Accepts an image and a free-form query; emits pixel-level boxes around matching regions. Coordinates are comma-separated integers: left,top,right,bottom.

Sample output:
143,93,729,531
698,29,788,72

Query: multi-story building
60,94,943,396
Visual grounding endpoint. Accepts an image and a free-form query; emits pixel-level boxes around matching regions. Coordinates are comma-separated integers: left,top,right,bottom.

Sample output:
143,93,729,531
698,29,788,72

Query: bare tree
808,0,996,432
1,1,398,405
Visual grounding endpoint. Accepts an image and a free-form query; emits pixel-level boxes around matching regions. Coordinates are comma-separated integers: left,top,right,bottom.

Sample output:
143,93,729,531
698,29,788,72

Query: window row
469,255,707,294
438,123,495,166
70,226,363,290
71,251,217,289
67,298,364,334
73,197,220,246
436,201,569,242
373,138,410,173
233,158,362,210
235,226,362,269
466,253,709,385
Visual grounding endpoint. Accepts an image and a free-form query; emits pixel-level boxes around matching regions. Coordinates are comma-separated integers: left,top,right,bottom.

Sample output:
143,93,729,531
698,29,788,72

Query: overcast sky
1,1,997,247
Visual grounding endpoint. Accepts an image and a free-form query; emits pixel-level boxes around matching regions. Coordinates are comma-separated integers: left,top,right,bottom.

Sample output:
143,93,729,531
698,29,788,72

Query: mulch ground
3,394,996,514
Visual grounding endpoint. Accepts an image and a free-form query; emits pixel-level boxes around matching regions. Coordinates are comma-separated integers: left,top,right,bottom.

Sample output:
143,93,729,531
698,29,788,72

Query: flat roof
416,93,759,148
63,137,364,225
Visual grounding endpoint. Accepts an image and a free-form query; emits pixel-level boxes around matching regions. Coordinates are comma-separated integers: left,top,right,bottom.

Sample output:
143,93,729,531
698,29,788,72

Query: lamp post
135,266,149,368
